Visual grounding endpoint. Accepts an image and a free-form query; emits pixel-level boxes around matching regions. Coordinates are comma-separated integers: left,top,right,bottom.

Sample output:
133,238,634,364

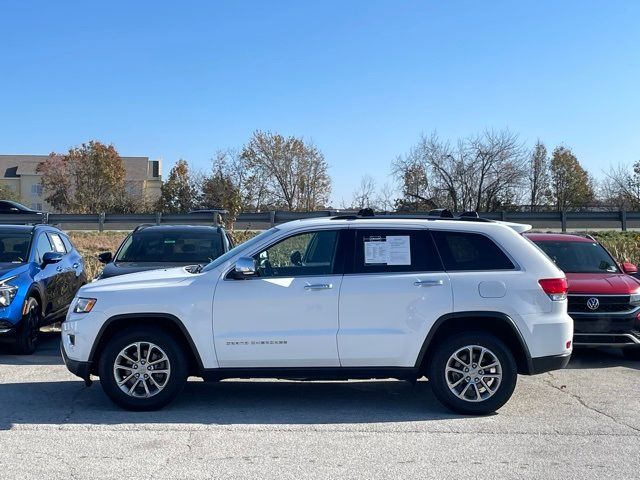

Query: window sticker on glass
364,235,411,265
364,236,387,264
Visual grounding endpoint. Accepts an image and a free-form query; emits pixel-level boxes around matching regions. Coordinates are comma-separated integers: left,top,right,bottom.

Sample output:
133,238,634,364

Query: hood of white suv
84,266,193,292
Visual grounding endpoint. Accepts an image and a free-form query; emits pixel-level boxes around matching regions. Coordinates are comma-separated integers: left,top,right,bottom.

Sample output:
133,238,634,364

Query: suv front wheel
98,327,188,410
428,331,517,415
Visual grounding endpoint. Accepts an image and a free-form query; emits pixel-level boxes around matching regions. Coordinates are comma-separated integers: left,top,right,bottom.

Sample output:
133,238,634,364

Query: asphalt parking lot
0,332,638,480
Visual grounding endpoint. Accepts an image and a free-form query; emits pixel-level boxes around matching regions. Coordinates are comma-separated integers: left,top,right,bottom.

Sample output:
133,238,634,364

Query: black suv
96,225,233,280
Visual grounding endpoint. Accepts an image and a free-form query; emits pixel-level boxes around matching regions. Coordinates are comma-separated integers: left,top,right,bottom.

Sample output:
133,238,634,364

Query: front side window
35,233,54,263
253,230,339,278
0,233,32,263
432,231,515,271
533,241,619,274
116,231,225,263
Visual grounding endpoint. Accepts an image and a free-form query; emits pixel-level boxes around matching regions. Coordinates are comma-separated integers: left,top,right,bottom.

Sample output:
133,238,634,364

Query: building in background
0,155,162,211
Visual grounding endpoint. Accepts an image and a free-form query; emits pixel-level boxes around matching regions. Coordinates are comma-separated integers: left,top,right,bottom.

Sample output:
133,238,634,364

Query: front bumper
0,319,17,342
60,341,92,382
570,309,640,347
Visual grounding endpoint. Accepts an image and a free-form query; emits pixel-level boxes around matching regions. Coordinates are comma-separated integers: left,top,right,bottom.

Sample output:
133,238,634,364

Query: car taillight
539,277,568,301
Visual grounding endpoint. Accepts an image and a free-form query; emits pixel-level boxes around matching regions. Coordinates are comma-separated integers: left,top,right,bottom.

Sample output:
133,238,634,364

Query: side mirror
42,251,63,267
622,262,638,275
232,257,256,279
98,252,113,264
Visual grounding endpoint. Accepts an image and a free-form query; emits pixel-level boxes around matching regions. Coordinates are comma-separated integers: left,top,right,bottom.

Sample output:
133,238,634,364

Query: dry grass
591,232,640,265
68,231,127,279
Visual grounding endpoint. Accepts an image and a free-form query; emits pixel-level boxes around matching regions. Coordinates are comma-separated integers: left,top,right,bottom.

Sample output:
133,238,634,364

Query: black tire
98,327,188,411
12,297,41,355
622,348,640,361
428,331,517,415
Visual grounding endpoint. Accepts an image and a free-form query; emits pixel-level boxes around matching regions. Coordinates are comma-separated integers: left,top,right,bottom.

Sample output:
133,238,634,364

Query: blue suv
0,225,87,354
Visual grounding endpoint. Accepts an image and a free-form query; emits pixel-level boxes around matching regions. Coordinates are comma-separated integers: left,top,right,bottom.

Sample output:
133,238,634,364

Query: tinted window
432,231,514,271
116,231,224,263
253,230,339,278
0,233,31,263
60,234,74,253
533,240,619,274
353,229,442,274
35,233,54,263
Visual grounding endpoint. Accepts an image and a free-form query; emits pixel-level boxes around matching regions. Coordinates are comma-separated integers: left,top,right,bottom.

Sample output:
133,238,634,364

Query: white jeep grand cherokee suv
62,214,573,414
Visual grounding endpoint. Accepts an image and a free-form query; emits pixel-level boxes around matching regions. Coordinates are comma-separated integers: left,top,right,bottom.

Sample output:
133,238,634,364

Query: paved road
0,332,638,480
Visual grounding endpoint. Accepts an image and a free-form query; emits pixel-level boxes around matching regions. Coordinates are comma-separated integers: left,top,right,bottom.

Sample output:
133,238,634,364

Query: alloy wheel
445,345,502,403
113,342,171,398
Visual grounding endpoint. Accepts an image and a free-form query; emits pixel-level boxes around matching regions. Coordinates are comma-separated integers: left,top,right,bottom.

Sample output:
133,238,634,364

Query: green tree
240,131,331,211
0,184,21,202
528,140,551,210
37,141,126,213
549,146,594,211
199,155,242,229
157,159,197,213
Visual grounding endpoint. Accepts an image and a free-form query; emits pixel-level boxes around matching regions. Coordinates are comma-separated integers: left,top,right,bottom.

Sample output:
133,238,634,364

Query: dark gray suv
96,225,233,280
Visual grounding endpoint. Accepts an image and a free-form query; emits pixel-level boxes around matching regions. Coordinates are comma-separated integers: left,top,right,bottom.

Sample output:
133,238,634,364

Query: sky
1,1,639,205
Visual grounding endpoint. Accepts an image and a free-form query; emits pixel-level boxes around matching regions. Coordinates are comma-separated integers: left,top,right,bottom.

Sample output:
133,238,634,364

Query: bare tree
602,161,640,209
376,182,396,212
351,175,377,209
392,130,526,212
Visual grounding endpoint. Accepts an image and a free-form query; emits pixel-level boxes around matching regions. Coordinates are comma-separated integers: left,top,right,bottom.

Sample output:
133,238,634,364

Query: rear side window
60,234,75,253
353,229,442,274
48,233,67,254
432,231,515,271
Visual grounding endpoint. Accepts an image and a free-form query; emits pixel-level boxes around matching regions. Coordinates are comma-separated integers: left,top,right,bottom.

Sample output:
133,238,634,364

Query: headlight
0,284,18,307
73,298,97,313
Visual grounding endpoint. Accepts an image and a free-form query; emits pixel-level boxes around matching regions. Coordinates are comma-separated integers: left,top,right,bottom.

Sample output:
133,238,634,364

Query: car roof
0,224,61,233
0,224,35,233
524,233,595,243
275,216,528,234
133,224,223,234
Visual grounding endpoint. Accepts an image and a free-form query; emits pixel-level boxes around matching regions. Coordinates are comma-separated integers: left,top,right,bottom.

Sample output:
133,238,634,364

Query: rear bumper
60,341,92,381
529,353,571,374
570,309,640,347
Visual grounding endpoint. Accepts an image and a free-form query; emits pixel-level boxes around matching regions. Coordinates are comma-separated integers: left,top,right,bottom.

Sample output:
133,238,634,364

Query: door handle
56,266,63,272
73,263,79,269
414,279,444,287
304,283,333,291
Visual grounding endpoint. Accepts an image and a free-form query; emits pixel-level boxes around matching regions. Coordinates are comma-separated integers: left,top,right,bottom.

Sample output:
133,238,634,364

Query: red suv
525,233,640,360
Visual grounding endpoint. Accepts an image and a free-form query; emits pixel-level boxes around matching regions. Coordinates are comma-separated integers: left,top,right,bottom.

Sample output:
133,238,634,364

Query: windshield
0,233,31,263
116,231,224,264
201,227,279,272
533,240,620,274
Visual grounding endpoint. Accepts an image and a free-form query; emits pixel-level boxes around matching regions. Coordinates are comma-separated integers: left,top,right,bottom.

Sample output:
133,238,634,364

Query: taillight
538,277,568,301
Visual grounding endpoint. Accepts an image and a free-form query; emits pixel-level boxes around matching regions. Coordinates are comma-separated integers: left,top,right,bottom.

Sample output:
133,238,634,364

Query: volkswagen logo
586,297,600,310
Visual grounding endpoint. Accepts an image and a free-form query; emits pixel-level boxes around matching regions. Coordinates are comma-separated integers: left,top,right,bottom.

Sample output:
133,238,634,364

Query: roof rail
330,210,492,223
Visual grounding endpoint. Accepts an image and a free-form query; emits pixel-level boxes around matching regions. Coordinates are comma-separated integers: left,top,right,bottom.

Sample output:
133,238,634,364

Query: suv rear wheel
98,327,188,410
428,331,517,415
